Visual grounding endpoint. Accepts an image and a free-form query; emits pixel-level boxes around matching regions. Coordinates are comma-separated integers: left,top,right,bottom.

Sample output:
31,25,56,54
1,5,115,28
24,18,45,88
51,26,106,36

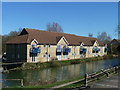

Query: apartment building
6,28,108,63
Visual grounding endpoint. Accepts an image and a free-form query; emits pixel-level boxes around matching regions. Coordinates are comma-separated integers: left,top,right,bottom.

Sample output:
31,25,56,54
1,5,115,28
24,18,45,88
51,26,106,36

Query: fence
85,65,120,87
0,79,23,88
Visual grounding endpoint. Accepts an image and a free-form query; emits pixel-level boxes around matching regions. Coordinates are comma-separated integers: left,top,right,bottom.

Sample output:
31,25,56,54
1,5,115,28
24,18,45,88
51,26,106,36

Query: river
2,58,120,87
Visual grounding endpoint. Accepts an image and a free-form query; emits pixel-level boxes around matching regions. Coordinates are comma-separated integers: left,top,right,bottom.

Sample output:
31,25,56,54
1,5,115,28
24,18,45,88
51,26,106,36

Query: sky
2,2,118,39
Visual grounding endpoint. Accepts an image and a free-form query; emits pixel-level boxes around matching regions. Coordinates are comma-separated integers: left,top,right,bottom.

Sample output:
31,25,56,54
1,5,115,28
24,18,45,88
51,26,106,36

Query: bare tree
118,25,120,39
97,32,111,44
0,35,2,55
88,33,93,37
46,22,63,33
114,25,120,39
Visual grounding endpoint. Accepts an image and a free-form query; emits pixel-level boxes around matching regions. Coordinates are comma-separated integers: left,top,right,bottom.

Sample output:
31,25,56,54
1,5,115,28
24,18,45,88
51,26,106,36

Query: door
57,55,61,60
31,53,37,62
64,55,67,59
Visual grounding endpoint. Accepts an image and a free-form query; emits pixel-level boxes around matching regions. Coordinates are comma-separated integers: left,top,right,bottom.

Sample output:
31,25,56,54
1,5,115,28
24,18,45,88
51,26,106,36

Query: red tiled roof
6,28,104,46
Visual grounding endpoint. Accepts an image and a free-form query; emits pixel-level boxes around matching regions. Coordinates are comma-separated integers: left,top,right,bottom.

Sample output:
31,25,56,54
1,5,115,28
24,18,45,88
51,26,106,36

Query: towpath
90,73,119,88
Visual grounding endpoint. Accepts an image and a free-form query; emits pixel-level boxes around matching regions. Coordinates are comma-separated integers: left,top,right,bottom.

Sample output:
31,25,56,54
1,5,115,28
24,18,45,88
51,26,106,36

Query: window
101,47,103,54
64,45,67,48
48,54,50,57
17,54,20,58
72,52,76,56
48,44,51,48
44,44,46,48
72,53,74,56
32,44,37,48
57,45,61,48
75,52,76,55
43,54,46,57
80,46,83,51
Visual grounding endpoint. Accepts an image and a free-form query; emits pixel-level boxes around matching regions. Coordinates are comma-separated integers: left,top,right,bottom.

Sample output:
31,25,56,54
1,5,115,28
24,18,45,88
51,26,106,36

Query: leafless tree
114,25,120,39
2,28,23,54
46,22,63,33
97,32,111,44
88,33,93,37
0,35,2,55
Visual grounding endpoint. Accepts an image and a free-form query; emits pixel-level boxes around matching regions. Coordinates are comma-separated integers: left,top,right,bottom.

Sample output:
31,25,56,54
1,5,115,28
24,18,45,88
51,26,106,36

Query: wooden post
85,73,88,87
115,66,118,73
114,67,116,73
21,79,23,88
101,69,109,77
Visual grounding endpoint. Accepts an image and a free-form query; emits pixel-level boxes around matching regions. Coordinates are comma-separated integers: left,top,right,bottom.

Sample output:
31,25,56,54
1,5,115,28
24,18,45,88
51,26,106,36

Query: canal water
2,58,120,87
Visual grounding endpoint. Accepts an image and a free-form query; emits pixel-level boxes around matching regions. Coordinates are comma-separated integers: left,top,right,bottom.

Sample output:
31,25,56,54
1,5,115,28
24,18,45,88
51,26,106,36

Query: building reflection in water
2,58,119,87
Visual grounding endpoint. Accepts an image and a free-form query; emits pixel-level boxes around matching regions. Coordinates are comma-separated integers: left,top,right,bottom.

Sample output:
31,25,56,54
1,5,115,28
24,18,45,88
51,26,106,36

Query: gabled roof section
31,39,38,45
114,39,120,43
6,28,104,46
19,28,28,35
91,40,96,45
57,36,69,45
56,36,63,43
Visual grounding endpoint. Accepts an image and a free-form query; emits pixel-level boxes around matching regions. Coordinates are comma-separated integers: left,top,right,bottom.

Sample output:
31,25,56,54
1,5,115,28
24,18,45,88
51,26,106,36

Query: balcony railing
56,48,62,52
63,48,71,53
80,48,87,52
30,47,41,54
93,48,100,52
56,48,71,53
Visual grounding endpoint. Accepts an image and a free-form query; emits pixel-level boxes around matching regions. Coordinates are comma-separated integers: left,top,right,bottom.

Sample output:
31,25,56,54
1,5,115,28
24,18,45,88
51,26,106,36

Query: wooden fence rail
0,79,23,88
85,65,120,87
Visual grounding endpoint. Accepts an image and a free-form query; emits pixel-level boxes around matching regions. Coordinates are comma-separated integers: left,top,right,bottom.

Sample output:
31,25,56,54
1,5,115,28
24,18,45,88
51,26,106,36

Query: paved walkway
90,73,119,88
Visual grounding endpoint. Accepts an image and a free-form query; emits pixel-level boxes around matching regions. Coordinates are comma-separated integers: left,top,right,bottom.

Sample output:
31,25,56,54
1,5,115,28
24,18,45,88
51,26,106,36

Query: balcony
56,48,62,52
80,48,86,53
93,47,100,52
30,47,41,54
63,48,71,53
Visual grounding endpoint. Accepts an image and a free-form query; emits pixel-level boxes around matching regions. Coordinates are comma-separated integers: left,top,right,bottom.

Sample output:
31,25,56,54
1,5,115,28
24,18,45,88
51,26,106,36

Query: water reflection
2,58,120,87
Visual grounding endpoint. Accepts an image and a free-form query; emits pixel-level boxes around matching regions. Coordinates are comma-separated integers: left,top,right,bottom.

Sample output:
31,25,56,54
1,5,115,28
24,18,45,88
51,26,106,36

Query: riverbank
7,65,120,89
9,55,118,71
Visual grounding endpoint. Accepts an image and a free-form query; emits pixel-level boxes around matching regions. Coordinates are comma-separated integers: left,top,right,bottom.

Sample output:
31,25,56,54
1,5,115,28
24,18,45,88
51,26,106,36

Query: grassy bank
10,55,117,71
8,76,84,88
6,67,120,89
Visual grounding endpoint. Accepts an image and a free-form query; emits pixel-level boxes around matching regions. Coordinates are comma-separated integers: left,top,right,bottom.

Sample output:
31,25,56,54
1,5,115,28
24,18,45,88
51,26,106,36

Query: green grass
61,70,120,88
3,67,120,89
8,76,84,88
